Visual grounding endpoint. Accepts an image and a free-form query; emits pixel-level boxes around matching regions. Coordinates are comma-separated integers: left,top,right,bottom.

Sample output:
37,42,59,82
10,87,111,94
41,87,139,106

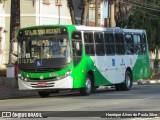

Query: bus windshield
18,36,71,64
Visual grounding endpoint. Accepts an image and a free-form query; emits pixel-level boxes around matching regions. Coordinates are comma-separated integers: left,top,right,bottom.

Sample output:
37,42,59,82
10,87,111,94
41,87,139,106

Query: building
0,0,72,69
88,0,109,27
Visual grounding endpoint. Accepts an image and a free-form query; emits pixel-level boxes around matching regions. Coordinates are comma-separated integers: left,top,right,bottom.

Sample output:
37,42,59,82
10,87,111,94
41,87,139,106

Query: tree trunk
67,0,77,25
81,0,90,25
8,0,20,65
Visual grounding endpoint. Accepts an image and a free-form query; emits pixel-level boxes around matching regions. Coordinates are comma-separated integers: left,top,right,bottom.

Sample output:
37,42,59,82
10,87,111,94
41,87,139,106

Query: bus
17,25,150,97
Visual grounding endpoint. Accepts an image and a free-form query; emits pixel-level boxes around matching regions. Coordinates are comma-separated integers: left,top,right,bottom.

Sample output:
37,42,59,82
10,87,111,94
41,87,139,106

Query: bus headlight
65,69,72,76
18,74,28,81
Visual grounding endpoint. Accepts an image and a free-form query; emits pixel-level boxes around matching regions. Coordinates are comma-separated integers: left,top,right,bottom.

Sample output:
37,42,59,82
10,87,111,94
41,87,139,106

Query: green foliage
126,0,160,51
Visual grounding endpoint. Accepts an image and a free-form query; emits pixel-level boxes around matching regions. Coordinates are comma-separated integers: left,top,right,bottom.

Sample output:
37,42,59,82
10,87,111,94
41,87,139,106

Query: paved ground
1,84,160,120
0,75,160,100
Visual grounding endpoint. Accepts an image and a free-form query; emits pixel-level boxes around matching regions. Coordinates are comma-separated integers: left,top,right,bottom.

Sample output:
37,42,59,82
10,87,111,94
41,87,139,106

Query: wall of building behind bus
0,3,6,69
0,0,71,68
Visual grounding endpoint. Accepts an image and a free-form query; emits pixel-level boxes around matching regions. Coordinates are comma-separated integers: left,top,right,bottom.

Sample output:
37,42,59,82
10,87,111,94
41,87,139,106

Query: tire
51,90,59,94
114,84,122,91
38,91,50,97
80,75,92,96
114,71,132,91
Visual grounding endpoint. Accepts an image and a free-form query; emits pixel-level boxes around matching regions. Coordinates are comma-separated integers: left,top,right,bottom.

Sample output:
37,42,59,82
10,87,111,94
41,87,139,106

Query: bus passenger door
72,31,86,88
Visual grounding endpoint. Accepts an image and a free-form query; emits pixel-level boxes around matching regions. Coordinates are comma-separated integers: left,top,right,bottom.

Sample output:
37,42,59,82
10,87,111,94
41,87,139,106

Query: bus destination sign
18,27,68,37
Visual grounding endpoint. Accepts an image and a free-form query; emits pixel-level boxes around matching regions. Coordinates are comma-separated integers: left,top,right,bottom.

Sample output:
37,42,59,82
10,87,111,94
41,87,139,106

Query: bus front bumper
18,76,73,90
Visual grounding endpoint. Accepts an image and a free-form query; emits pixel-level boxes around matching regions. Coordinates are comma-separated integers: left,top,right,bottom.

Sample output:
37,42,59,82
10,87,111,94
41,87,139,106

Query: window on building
115,33,125,55
104,32,115,55
84,32,95,55
125,34,134,54
94,32,105,56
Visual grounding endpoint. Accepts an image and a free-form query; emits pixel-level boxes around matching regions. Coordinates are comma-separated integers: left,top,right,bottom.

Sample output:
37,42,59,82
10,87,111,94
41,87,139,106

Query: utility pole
95,0,99,26
109,0,115,28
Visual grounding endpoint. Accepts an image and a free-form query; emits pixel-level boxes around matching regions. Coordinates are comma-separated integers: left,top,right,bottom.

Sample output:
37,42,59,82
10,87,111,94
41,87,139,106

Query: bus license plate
37,82,47,86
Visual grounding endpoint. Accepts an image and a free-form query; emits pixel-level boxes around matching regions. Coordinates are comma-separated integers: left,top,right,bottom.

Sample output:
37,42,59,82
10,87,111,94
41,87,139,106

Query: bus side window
94,32,105,56
115,33,125,55
125,34,134,54
104,32,115,55
133,34,142,54
84,32,95,56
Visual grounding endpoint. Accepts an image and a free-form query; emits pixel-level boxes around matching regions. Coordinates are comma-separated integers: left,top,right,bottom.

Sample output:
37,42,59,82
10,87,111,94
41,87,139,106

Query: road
0,84,160,120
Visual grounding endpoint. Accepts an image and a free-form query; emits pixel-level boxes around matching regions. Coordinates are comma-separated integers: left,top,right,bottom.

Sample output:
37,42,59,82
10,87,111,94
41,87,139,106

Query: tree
8,0,20,65
127,0,160,52
67,0,92,25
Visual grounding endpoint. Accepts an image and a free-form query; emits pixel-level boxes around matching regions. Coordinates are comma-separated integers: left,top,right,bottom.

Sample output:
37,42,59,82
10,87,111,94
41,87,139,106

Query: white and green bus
17,25,150,97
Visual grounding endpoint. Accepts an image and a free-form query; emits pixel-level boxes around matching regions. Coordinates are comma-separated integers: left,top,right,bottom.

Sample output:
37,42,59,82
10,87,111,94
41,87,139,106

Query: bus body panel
18,76,73,90
17,25,150,92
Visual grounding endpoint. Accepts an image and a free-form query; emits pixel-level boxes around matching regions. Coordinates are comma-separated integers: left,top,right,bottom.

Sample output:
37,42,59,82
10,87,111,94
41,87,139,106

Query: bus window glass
72,31,82,56
84,32,95,55
85,44,95,55
95,33,105,56
18,37,70,64
104,33,115,55
104,33,113,43
94,33,103,43
115,33,124,43
96,44,105,55
125,34,134,54
84,32,93,43
133,34,142,54
115,33,125,55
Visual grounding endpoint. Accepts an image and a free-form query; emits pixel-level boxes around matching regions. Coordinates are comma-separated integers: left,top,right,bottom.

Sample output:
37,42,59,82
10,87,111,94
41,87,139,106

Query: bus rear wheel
115,71,132,91
38,91,50,97
80,75,92,96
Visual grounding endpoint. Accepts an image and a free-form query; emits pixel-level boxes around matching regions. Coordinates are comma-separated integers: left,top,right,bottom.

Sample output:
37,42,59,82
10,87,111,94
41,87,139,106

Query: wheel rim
86,77,92,93
126,74,131,88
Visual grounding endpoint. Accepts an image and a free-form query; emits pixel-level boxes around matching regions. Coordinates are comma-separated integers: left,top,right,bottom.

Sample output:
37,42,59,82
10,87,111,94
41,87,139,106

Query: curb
137,80,160,85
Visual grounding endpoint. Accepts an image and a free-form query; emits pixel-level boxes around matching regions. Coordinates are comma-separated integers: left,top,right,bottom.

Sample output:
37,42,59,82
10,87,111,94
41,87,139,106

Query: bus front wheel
38,91,50,97
80,75,92,96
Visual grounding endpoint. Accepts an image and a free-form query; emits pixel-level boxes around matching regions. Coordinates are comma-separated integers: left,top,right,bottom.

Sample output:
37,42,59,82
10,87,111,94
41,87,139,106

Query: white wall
0,3,6,67
0,0,72,67
36,0,71,25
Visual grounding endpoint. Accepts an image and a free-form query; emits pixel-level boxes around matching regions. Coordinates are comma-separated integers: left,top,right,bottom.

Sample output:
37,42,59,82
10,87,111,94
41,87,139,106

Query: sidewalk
137,74,160,85
0,75,160,100
0,77,38,99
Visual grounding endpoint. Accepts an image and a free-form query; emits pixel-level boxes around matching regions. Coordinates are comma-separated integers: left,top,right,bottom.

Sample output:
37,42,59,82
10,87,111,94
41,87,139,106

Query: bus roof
75,25,105,31
123,29,145,33
18,24,146,34
75,26,145,33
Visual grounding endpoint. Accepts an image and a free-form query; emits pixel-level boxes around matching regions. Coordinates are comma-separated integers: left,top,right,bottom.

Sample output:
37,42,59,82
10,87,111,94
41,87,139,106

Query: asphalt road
0,84,160,120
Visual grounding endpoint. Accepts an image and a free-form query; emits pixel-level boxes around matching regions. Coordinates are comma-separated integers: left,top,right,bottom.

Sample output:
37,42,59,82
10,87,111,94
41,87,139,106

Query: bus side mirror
75,42,80,51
